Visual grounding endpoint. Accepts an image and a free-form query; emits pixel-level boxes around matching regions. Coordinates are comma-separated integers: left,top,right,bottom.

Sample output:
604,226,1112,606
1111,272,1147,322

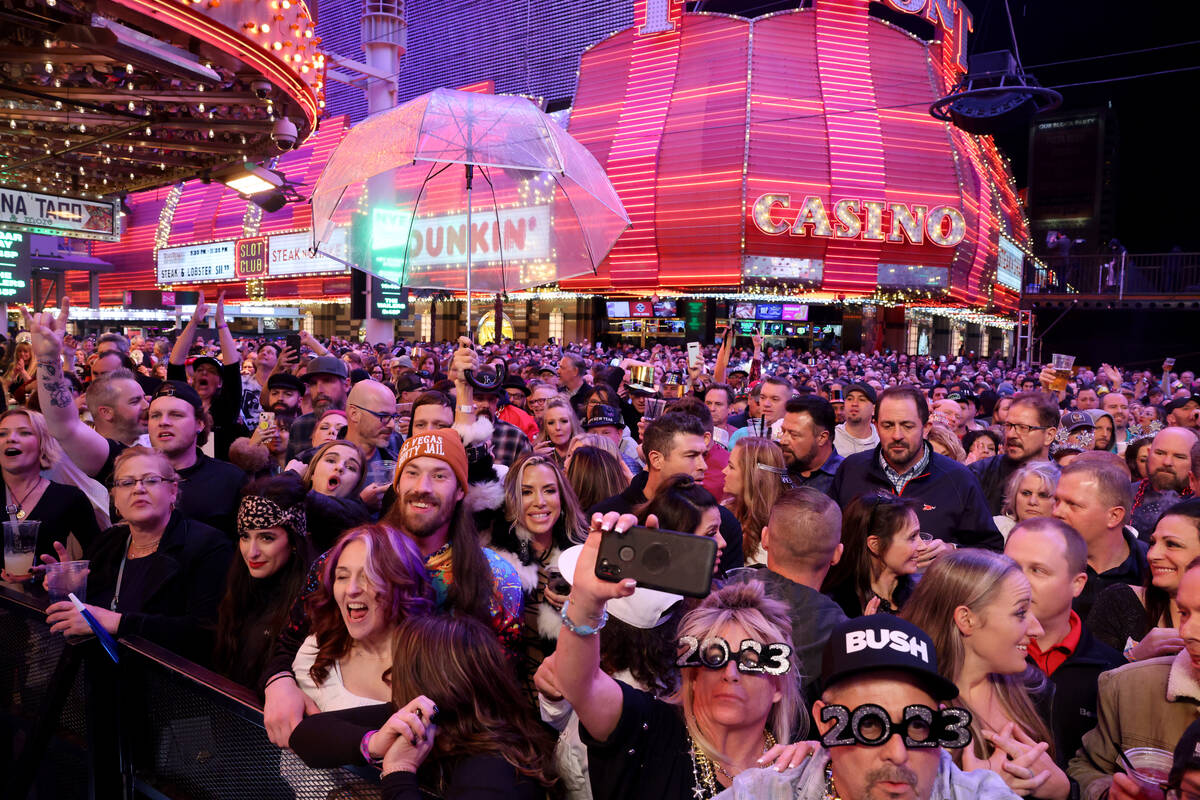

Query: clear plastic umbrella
310,87,630,335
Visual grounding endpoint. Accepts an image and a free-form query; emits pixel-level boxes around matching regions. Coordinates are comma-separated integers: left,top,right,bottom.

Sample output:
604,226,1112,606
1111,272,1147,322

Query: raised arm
171,291,209,366
554,513,639,744
24,300,112,477
214,292,240,366
713,326,732,385
451,337,477,431
298,329,328,357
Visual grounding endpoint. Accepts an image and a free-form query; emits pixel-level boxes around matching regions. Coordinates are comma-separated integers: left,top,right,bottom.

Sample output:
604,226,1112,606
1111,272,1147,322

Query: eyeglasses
113,475,176,490
1003,422,1051,435
528,398,550,407
351,404,401,424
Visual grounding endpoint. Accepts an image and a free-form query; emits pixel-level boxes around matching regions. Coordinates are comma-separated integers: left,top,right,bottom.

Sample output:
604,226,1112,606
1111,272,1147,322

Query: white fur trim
493,547,542,593
465,478,505,514
537,601,563,640
455,416,494,447
1167,650,1200,702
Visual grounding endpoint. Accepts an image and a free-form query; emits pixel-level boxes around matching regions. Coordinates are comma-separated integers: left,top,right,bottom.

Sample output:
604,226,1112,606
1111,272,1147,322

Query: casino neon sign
751,193,968,248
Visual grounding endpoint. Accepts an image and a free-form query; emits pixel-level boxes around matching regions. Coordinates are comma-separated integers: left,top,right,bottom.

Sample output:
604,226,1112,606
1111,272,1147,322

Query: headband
237,495,307,538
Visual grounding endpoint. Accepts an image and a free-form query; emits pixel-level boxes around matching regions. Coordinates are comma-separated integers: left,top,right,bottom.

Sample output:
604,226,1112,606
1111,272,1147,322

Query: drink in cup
367,460,397,487
3,520,40,579
45,560,89,603
1123,747,1172,794
1050,354,1075,392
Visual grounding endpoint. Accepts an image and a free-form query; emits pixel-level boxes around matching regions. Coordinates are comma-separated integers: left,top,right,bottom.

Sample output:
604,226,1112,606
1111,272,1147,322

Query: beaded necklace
688,730,777,800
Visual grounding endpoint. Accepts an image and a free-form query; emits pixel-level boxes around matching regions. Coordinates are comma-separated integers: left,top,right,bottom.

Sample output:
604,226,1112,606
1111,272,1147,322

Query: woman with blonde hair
566,446,629,512
722,436,785,565
535,396,582,468
901,548,1071,799
553,512,810,800
994,461,1058,541
927,423,966,462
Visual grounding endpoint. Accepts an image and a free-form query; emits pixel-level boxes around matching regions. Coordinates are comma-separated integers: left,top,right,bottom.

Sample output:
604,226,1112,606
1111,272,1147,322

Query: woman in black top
0,409,102,574
821,492,923,617
290,613,558,800
213,473,314,688
301,441,372,551
44,446,232,665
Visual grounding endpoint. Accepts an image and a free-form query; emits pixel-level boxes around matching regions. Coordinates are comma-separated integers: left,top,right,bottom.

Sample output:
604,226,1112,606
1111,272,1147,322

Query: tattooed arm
22,300,113,477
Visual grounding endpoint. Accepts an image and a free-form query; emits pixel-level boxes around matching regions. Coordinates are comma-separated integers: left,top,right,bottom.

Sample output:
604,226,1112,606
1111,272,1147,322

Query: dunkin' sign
372,205,551,270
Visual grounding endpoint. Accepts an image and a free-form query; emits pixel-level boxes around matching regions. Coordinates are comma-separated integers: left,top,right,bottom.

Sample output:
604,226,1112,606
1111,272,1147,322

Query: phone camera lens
618,545,635,562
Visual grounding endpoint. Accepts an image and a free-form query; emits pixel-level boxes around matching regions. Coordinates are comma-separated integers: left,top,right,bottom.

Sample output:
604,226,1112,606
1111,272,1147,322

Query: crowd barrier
0,585,382,800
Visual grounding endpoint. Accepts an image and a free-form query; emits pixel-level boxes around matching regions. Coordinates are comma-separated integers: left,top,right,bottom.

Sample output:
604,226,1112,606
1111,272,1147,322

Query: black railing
1024,252,1200,297
0,585,381,800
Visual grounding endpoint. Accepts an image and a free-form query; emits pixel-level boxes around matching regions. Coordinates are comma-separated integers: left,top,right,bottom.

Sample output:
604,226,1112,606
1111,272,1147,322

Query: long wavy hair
535,396,582,450
600,605,684,698
677,580,802,761
305,523,434,686
390,614,559,791
727,436,785,561
900,548,1054,760
214,473,314,683
566,446,629,511
1145,499,1200,629
492,453,586,561
821,492,917,610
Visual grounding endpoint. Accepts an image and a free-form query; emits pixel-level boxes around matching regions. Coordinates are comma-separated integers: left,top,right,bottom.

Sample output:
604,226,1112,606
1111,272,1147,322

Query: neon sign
751,194,967,248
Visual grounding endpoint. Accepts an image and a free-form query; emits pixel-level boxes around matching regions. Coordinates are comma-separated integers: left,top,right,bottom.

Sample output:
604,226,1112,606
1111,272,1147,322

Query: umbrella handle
464,361,507,392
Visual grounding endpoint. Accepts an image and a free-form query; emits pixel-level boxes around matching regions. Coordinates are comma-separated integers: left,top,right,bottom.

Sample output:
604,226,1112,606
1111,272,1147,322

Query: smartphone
611,357,622,367
687,342,702,369
595,525,717,598
258,411,275,431
397,402,413,416
286,333,302,353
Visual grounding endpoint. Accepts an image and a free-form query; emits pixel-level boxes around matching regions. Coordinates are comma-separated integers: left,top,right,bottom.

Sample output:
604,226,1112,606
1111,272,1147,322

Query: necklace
822,761,843,800
128,534,163,558
4,476,44,520
688,729,778,800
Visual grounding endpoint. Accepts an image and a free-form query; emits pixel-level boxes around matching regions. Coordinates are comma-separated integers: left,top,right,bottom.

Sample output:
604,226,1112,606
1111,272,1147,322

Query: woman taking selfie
821,492,923,616
490,453,588,691
722,437,785,565
214,473,315,689
43,447,232,663
553,512,807,800
535,397,581,468
1086,499,1200,659
293,524,433,711
290,613,559,799
901,549,1070,799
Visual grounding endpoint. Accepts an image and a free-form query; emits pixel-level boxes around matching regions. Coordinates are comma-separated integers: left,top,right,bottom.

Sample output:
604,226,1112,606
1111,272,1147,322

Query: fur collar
491,536,564,641
455,416,494,448
1167,650,1200,702
465,463,507,513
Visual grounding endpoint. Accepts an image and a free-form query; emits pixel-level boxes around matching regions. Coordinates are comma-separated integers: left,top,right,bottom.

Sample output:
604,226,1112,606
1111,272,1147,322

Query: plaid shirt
492,418,532,468
879,442,931,494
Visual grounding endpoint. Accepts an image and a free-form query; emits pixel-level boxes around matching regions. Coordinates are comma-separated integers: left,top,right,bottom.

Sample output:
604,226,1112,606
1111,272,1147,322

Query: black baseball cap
190,356,222,374
1166,396,1200,414
267,373,306,394
583,404,622,430
844,382,877,405
151,380,203,415
821,617,958,701
303,355,349,381
1170,719,1200,786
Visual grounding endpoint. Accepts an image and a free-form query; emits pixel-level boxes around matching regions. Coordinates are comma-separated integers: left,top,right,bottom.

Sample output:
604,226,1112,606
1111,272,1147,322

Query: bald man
1130,426,1199,539
345,378,402,466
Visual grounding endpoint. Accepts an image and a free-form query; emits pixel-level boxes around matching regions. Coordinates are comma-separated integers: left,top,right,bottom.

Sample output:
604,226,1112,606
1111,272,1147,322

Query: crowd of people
4,291,1200,800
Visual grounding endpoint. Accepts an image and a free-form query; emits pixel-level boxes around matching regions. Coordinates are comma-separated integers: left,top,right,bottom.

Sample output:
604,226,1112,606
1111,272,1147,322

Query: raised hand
214,291,227,327
21,298,70,359
191,290,209,325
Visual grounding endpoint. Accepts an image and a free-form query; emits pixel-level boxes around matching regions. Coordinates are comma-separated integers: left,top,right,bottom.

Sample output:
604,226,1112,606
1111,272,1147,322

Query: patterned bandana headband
238,495,307,538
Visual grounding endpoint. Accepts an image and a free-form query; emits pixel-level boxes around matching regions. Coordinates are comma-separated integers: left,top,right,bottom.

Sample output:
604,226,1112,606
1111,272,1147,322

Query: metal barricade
0,586,381,800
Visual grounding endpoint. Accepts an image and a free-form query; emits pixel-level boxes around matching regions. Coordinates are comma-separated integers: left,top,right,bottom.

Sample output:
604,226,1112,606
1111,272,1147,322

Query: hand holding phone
595,524,716,598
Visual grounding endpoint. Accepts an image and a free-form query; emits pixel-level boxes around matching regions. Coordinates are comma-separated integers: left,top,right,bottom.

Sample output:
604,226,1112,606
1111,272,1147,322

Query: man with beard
230,373,305,476
167,292,246,461
148,380,247,533
260,427,522,747
1130,427,1198,538
831,386,1001,551
720,616,1019,800
970,392,1060,516
1166,396,1200,431
286,356,349,460
1101,391,1132,452
834,383,880,456
779,395,843,495
27,301,152,486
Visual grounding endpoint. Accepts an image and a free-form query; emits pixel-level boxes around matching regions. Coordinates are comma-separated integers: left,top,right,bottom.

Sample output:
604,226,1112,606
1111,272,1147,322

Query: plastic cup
1124,747,1173,794
3,520,40,579
366,460,397,487
746,416,767,437
1050,354,1075,392
45,560,89,604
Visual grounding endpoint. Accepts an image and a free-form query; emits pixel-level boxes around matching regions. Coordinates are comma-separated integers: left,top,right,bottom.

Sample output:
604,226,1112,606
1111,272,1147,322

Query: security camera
271,117,298,150
251,80,272,99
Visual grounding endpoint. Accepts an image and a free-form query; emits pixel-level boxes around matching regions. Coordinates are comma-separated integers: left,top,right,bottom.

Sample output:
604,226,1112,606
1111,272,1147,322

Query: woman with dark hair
566,446,629,512
214,473,315,688
1086,499,1200,660
963,428,1002,465
294,523,434,710
821,491,923,616
1125,436,1154,480
290,613,559,799
490,453,588,692
300,440,372,551
638,474,726,572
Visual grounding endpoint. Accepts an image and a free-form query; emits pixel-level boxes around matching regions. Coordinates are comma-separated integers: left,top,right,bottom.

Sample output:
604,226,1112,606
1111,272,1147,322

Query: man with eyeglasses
1069,562,1200,800
969,392,1060,516
345,378,402,467
528,383,558,424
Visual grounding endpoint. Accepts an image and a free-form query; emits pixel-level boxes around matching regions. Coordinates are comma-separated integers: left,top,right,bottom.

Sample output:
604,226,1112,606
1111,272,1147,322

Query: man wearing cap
584,404,643,475
230,372,307,476
970,392,1060,516
166,291,247,461
1162,719,1200,800
262,426,523,748
1069,562,1200,800
621,365,658,442
467,366,533,469
1053,410,1098,466
497,376,540,442
950,384,986,432
1130,427,1198,539
1167,397,1200,432
718,616,1019,800
835,383,880,456
286,355,350,461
